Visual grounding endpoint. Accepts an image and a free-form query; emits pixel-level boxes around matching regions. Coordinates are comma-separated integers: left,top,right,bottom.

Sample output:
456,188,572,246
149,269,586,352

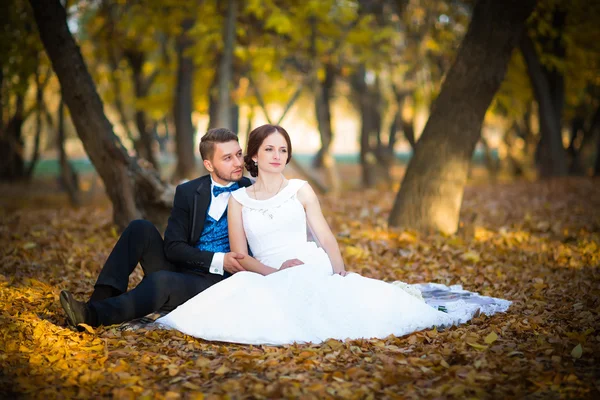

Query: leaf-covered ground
1,177,599,399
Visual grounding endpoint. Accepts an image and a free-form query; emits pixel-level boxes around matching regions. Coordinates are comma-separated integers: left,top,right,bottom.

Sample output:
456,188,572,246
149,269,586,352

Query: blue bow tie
213,182,239,197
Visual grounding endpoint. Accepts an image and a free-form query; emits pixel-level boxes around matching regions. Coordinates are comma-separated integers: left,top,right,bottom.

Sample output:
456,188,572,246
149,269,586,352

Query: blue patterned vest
196,209,230,253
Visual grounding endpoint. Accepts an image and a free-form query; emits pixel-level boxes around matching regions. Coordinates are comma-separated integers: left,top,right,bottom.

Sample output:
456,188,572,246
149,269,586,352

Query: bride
157,124,509,345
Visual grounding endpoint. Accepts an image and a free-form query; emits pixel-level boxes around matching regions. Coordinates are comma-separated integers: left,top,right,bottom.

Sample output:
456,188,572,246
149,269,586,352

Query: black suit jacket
163,175,252,274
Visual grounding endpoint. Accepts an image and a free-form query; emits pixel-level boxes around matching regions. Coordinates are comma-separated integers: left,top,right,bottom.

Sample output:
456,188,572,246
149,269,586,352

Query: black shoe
60,290,91,327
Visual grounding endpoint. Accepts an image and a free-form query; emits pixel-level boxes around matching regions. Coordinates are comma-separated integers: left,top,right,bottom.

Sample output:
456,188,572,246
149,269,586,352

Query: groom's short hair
200,128,239,161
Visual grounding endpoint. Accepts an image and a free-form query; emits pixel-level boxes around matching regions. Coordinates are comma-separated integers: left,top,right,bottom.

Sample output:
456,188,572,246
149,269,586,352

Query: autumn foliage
1,177,599,398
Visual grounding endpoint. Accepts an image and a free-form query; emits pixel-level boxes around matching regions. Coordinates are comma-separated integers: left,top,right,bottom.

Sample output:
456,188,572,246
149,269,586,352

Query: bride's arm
297,184,347,275
228,196,279,275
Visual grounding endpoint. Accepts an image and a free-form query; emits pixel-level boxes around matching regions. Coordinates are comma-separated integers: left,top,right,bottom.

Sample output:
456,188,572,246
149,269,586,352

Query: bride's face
253,132,289,174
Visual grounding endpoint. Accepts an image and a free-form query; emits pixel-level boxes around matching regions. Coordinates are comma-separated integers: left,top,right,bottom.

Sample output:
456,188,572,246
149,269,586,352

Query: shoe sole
60,291,78,327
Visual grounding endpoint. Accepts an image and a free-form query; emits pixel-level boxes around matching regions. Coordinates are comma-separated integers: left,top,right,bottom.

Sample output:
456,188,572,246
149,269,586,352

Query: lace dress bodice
232,179,330,271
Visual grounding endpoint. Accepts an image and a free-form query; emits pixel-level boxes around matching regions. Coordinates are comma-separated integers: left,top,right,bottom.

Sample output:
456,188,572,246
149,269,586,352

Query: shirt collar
210,176,236,189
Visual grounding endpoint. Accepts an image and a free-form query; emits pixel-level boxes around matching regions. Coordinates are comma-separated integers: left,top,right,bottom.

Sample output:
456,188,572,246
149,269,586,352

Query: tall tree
124,48,160,170
389,0,537,234
312,62,340,192
215,0,238,129
520,8,569,177
351,67,384,188
595,127,600,176
0,92,25,181
56,97,81,206
29,0,172,229
25,63,45,178
308,9,340,192
173,17,198,180
0,0,41,181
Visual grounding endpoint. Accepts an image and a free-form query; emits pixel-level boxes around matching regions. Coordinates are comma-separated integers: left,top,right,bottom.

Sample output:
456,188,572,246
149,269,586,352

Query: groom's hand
280,259,304,270
223,252,246,274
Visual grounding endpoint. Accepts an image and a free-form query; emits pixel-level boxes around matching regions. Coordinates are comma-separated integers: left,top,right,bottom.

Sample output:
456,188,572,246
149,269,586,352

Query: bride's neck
255,173,284,192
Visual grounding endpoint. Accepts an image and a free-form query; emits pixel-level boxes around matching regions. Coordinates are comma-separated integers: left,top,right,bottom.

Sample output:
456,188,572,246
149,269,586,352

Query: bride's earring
254,161,258,166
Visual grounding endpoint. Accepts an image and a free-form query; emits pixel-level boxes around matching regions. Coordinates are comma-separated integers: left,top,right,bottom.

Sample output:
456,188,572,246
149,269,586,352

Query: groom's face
204,140,244,185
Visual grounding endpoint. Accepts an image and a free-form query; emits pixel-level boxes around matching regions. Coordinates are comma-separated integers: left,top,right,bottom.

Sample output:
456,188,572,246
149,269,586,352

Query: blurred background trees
2,0,599,232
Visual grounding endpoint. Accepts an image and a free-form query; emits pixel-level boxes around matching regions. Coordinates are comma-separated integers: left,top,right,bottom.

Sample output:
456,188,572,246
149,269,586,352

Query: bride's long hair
244,124,293,177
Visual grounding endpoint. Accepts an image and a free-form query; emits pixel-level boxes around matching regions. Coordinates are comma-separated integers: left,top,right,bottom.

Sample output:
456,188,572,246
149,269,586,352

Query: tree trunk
380,88,414,170
359,109,380,188
520,34,568,177
102,5,137,146
231,102,239,134
568,115,586,175
207,76,241,132
595,131,600,176
392,88,416,150
480,134,498,182
26,66,45,179
590,106,600,177
0,93,26,181
389,0,536,234
207,60,240,133
503,122,526,176
0,68,3,128
158,117,170,153
29,0,172,229
352,67,383,188
537,9,567,177
57,97,81,206
108,68,135,146
312,62,340,192
517,102,538,158
215,0,237,129
125,50,159,170
173,17,198,180
207,65,220,130
569,104,600,175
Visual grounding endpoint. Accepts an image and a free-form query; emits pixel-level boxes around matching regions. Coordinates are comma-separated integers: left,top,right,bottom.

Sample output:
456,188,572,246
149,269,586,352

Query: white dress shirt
206,178,237,275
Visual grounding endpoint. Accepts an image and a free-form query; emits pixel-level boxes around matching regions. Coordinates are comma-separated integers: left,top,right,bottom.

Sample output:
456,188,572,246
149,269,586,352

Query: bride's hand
334,270,349,277
280,259,304,270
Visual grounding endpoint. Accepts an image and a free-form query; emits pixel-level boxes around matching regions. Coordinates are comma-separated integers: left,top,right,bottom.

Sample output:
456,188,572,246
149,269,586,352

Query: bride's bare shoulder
229,189,245,206
296,182,318,204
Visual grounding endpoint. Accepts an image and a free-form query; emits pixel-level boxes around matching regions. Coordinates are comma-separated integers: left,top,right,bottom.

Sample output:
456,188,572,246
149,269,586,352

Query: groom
60,128,252,328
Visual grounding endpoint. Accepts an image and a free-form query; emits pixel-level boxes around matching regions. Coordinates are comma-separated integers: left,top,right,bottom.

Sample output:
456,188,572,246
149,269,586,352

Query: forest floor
1,173,599,399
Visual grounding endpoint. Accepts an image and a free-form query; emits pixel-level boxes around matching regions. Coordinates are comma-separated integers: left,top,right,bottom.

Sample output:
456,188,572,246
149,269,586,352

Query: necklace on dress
253,176,285,201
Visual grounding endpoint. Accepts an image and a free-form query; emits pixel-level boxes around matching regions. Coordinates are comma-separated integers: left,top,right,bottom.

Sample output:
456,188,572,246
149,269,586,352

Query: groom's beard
213,166,243,183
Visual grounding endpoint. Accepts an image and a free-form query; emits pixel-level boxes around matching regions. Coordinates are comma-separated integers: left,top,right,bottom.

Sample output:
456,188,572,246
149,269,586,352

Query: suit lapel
191,177,212,245
240,176,252,188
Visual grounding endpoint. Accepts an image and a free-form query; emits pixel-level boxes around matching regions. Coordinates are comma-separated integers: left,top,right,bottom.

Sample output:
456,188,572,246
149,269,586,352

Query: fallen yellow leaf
571,344,583,359
182,381,201,390
484,332,498,344
78,323,95,335
461,251,481,263
215,365,230,375
467,342,488,351
195,357,211,368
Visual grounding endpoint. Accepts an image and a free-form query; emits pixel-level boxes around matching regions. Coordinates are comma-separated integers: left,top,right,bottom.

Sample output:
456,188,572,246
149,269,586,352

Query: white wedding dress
157,180,510,345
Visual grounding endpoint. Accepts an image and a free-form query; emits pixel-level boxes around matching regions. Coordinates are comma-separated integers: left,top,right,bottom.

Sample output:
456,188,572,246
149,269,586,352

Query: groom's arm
164,184,214,273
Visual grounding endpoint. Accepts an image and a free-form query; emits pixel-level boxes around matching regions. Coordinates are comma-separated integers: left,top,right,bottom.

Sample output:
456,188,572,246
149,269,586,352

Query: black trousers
90,219,223,326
